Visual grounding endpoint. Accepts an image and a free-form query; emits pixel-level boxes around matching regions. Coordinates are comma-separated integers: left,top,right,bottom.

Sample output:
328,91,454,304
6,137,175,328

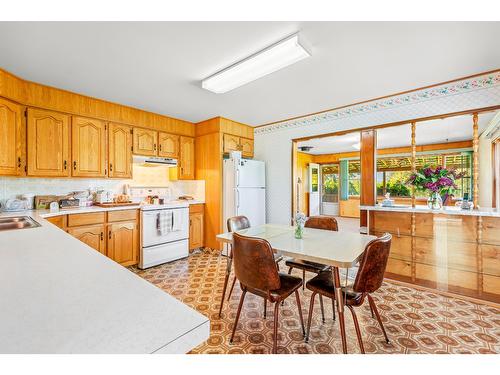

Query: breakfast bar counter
0,210,209,353
361,205,500,304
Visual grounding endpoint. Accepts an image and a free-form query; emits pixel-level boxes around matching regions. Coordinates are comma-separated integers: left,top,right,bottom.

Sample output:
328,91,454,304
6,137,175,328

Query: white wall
254,72,500,224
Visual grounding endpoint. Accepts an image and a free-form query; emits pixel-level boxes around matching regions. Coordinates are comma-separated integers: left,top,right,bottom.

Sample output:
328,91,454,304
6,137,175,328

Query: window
348,160,361,196
321,164,339,202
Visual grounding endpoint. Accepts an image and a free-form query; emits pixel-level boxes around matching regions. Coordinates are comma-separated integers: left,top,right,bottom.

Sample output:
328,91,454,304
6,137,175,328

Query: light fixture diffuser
202,33,311,94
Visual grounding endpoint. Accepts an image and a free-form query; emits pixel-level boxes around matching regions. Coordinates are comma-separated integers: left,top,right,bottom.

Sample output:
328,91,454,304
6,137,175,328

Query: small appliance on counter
459,192,474,210
381,193,394,207
94,190,114,204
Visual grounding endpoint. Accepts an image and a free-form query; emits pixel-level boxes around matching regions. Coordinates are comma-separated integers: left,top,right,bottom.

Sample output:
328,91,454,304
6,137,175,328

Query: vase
294,223,304,239
427,192,443,210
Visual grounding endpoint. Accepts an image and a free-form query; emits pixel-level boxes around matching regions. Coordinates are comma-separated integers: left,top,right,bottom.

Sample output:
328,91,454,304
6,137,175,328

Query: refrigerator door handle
236,189,240,210
236,168,240,187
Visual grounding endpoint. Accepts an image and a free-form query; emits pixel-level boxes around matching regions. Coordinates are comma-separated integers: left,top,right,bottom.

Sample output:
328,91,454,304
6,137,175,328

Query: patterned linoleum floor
130,251,500,354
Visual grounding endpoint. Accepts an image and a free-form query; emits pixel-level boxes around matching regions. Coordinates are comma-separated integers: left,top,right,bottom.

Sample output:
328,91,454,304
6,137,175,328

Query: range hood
132,155,178,167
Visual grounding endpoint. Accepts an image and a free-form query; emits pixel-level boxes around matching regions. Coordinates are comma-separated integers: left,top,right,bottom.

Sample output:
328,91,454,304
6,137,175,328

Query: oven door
142,208,189,247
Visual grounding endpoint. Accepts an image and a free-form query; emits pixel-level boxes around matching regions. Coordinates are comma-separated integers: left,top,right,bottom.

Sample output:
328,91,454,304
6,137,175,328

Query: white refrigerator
223,158,266,230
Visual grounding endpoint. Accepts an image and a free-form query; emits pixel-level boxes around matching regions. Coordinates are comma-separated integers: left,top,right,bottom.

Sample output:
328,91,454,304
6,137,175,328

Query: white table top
0,211,209,353
216,224,376,268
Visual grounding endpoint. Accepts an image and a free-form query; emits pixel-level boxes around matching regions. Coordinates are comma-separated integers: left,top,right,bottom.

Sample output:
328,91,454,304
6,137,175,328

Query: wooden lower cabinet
64,210,139,266
106,221,139,267
189,204,204,251
67,224,106,255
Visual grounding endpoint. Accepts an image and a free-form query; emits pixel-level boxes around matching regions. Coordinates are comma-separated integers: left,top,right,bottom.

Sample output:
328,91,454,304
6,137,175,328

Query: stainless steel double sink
0,216,41,232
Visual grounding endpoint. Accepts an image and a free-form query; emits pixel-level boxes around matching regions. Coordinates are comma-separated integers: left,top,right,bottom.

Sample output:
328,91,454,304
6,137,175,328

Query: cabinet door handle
63,160,67,170
108,230,112,240
159,144,162,152
18,157,21,168
109,163,113,172
100,232,103,241
154,143,157,151
73,161,77,170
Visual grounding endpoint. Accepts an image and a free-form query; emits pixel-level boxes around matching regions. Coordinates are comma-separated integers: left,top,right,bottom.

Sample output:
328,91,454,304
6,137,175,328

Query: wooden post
411,122,417,208
360,129,376,228
472,113,479,208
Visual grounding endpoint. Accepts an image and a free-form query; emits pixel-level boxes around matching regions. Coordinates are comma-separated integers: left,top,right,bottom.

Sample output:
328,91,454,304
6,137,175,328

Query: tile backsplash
0,164,205,205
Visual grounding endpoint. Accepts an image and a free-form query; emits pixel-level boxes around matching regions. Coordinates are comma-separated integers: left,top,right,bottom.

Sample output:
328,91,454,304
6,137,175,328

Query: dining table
216,223,377,354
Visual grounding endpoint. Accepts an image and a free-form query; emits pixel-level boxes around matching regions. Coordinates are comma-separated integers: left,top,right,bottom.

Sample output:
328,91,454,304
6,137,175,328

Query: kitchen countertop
0,210,209,353
360,204,500,217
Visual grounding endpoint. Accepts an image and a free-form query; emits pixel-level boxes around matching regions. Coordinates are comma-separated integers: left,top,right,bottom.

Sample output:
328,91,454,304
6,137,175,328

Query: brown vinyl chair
285,216,338,321
305,233,392,353
218,216,283,317
229,232,305,354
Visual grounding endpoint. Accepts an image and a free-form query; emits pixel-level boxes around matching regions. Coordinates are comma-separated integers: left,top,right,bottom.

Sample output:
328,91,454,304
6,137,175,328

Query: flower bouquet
406,166,465,210
294,212,307,239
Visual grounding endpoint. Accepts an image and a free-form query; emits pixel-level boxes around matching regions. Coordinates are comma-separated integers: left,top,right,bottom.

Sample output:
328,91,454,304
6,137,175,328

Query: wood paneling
27,108,70,177
195,132,223,250
108,122,132,178
71,116,107,177
133,128,157,156
481,244,500,276
107,209,138,223
107,221,138,267
179,136,195,180
415,263,478,291
240,137,254,158
67,212,106,227
0,97,24,176
68,224,106,255
339,198,360,218
374,231,412,261
481,216,500,245
386,258,412,278
360,129,376,227
158,132,179,158
0,67,194,136
414,237,478,272
296,152,314,215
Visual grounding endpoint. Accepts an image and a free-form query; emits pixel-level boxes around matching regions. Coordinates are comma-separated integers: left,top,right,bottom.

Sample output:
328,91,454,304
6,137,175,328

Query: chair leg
264,298,267,319
305,292,317,343
227,276,237,301
218,269,231,317
294,290,306,336
302,269,305,290
369,301,375,318
288,266,293,275
368,294,390,344
319,294,325,323
347,305,365,354
276,261,280,271
272,301,280,354
229,289,247,344
331,297,336,321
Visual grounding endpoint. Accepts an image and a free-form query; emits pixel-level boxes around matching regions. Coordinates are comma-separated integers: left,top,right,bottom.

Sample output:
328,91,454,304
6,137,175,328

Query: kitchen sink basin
0,216,41,232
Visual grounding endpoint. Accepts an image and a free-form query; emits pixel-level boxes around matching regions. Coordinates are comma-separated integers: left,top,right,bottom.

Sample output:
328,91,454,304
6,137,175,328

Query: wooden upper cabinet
107,221,138,267
71,116,107,177
158,132,179,158
27,108,70,177
240,137,254,158
133,128,157,156
108,122,132,178
179,136,195,180
223,134,240,153
0,98,24,176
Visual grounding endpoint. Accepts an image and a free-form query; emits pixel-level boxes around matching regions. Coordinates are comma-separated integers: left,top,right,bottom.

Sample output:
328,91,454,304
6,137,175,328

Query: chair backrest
227,216,251,232
232,232,281,292
353,233,392,294
305,216,338,231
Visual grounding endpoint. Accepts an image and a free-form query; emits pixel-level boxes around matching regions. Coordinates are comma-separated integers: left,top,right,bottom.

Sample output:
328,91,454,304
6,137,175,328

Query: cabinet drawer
482,244,500,276
415,263,477,291
372,211,411,235
189,204,204,214
107,209,138,223
415,237,478,272
67,212,105,227
482,216,500,245
415,214,477,241
385,258,412,277
483,274,500,295
374,231,411,261
46,215,66,229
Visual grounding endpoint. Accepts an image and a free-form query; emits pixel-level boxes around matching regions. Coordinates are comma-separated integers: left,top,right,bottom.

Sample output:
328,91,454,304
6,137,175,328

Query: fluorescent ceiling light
202,33,311,94
352,142,361,150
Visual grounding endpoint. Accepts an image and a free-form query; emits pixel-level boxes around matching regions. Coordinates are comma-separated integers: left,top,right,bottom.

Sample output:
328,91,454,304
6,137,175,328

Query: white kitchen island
0,211,209,354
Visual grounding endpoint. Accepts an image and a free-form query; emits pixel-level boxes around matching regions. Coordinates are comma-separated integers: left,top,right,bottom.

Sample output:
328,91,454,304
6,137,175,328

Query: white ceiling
297,111,497,154
0,22,499,125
